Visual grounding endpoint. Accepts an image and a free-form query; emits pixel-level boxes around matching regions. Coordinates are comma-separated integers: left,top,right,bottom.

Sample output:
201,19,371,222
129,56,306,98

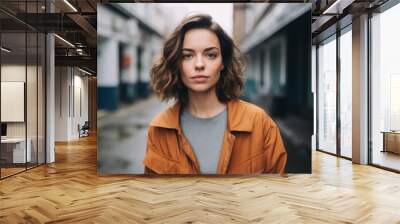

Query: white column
352,14,369,164
98,38,119,87
312,45,317,151
55,67,75,141
46,33,55,163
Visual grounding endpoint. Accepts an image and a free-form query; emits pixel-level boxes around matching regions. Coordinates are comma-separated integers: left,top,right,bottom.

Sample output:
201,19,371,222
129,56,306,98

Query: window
0,1,46,179
317,35,337,154
370,2,400,171
339,28,352,158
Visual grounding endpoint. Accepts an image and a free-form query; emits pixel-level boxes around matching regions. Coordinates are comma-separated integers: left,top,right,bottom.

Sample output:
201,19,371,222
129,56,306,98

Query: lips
191,75,209,79
191,75,209,83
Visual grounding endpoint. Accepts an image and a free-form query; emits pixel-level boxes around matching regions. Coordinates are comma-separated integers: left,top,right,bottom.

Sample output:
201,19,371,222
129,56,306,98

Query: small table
381,131,400,154
1,138,31,164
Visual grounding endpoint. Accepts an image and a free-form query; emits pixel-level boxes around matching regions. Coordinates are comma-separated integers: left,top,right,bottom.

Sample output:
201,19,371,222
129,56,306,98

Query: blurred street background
97,3,313,174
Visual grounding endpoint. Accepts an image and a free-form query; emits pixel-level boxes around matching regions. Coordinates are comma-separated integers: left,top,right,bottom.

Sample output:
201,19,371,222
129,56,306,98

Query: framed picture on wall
1,81,25,122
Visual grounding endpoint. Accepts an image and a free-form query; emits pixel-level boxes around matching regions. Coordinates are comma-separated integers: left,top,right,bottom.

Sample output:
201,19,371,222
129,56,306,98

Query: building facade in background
234,3,313,173
97,3,173,111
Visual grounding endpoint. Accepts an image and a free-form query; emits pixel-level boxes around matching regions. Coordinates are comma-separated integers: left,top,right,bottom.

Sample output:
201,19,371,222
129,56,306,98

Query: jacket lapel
177,129,200,173
216,130,236,174
216,100,253,174
149,102,200,173
149,99,254,174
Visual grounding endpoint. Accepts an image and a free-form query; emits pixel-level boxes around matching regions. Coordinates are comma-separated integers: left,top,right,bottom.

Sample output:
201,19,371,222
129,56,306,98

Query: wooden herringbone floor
1,134,400,223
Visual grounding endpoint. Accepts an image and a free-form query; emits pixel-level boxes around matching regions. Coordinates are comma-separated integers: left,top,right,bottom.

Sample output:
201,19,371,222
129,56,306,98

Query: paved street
98,96,172,174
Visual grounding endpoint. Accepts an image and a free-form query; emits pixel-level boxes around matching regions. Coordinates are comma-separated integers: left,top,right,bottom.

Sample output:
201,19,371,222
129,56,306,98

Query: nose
195,56,205,70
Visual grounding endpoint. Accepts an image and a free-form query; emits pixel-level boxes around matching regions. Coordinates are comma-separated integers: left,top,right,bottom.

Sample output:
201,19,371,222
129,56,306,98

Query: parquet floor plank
1,134,400,223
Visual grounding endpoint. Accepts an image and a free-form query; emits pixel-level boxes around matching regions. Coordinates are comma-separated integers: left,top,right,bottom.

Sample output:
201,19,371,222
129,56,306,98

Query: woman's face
180,28,224,94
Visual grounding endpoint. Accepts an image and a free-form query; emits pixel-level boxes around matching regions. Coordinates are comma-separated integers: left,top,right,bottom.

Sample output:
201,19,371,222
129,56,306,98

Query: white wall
1,65,26,140
55,67,68,141
1,65,38,137
55,67,89,141
1,63,46,164
72,73,89,138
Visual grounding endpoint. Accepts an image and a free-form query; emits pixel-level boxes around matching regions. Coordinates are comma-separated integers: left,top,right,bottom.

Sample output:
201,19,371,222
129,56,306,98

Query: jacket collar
149,99,253,133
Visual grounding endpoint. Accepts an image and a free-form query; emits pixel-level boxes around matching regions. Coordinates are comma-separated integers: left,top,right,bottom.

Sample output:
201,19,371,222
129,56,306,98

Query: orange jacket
143,99,287,175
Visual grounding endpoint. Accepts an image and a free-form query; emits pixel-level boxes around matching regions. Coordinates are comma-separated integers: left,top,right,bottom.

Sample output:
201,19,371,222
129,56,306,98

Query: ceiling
0,0,99,75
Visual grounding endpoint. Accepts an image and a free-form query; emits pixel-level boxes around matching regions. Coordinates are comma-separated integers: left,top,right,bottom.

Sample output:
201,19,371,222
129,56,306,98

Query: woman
143,14,287,175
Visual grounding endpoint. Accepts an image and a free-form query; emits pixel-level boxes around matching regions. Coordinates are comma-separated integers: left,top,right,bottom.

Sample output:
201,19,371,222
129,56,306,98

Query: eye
182,53,193,60
207,52,217,59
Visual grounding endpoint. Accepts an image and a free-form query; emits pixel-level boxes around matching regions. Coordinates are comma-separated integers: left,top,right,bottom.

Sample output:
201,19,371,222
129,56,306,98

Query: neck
186,88,226,118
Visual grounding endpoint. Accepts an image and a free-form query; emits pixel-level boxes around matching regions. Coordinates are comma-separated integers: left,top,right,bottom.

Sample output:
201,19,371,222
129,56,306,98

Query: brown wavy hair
150,14,244,105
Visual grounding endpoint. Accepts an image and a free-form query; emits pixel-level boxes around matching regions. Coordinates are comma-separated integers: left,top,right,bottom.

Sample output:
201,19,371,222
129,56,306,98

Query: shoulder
147,105,179,145
235,99,267,115
234,99,274,123
228,99,277,131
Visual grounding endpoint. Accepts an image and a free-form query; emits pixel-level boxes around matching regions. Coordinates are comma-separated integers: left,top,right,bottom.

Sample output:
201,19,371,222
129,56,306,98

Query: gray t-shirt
180,108,227,174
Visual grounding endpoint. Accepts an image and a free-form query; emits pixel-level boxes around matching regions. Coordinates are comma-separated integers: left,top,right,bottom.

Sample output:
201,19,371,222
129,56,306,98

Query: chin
187,85,214,94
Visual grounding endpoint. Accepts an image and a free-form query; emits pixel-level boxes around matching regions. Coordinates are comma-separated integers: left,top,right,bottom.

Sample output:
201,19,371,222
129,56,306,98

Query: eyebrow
181,47,220,52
